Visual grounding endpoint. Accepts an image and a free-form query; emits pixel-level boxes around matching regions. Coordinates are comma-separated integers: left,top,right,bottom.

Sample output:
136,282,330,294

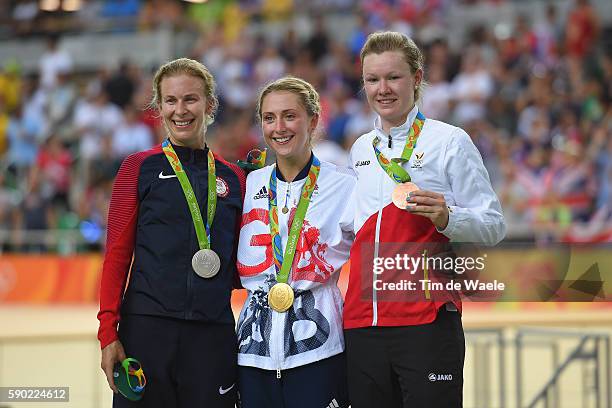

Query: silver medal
192,249,220,278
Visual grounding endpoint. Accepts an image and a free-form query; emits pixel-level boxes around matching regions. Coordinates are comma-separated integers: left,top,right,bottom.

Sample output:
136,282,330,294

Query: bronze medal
392,182,420,209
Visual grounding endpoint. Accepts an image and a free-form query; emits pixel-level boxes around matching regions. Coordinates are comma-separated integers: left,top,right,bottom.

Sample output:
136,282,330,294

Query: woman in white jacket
235,76,355,408
344,31,506,408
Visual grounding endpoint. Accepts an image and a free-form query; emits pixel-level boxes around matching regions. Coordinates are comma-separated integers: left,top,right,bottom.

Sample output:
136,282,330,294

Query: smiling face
159,74,210,149
261,90,317,163
362,51,422,133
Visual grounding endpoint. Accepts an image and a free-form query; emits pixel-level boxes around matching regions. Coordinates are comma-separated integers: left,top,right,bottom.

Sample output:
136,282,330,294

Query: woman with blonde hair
343,32,506,407
235,76,354,408
98,58,244,407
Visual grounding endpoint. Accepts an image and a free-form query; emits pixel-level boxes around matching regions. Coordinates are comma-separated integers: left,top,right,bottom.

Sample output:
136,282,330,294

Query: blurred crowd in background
0,0,610,253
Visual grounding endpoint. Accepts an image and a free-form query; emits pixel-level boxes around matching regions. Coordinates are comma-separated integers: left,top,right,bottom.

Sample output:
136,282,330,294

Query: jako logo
428,373,453,382
355,160,370,167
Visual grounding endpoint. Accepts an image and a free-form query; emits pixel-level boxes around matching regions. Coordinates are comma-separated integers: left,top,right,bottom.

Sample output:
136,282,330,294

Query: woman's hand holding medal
405,189,449,229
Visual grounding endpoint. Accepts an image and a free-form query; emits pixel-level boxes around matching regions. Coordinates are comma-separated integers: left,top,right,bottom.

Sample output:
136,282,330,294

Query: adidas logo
326,398,340,408
253,186,268,200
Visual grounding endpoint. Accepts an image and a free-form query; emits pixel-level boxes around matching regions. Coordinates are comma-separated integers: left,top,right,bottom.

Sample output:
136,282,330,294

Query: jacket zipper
373,130,391,326
372,172,384,326
271,309,284,378
186,158,198,319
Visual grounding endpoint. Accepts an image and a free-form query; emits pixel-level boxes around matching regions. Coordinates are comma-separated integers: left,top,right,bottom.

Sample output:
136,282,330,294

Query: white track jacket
236,160,356,371
344,106,506,329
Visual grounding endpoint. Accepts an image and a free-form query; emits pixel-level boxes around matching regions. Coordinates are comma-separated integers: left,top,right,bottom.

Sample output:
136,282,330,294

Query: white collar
373,105,419,141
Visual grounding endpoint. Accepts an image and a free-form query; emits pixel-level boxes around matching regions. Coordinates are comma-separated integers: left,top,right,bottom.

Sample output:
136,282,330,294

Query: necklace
282,182,291,214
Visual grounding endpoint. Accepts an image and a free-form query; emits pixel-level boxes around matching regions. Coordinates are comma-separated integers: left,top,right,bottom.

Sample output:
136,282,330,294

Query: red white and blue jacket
236,158,355,371
97,141,245,349
344,106,506,330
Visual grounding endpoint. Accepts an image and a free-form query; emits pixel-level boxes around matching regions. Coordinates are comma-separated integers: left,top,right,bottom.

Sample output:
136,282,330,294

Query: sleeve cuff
436,206,457,239
98,324,119,349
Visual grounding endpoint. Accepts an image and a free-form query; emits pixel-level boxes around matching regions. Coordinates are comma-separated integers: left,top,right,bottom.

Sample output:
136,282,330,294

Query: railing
466,328,507,408
465,327,611,408
517,328,611,408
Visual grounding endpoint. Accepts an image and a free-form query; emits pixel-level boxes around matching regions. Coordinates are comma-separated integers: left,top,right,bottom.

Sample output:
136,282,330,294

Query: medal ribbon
269,155,321,284
372,110,425,183
162,139,216,250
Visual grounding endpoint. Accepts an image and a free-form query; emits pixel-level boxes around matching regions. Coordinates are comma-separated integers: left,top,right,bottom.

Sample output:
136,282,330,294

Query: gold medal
268,282,294,312
392,182,420,209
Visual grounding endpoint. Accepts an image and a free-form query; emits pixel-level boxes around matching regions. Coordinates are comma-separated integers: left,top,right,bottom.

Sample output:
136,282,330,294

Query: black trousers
238,353,349,408
113,314,237,408
345,306,465,408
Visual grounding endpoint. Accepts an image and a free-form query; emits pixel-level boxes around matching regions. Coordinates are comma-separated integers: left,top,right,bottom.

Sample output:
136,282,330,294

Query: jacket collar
374,105,419,141
276,152,314,182
167,139,209,164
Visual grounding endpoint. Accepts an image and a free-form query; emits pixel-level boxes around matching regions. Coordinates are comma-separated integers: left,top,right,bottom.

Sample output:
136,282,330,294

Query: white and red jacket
236,159,355,371
344,106,506,329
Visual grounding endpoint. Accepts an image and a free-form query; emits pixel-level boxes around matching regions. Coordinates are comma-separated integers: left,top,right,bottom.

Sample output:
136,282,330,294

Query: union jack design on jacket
344,106,506,330
237,159,355,371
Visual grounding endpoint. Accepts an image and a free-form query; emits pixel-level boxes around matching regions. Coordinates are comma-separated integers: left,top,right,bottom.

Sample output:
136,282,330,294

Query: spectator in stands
210,108,258,163
533,4,561,67
421,62,451,121
278,28,301,65
450,47,494,125
565,0,600,60
46,68,77,143
0,61,22,114
254,43,287,87
73,81,123,183
31,134,72,214
6,102,44,178
38,34,73,91
111,104,153,159
91,135,121,188
104,59,137,109
14,170,52,252
304,15,330,64
98,58,242,408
